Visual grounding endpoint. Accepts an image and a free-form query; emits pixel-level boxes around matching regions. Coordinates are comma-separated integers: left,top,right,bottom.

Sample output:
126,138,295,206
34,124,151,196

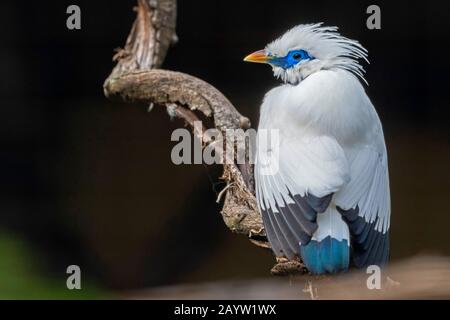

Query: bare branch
103,0,268,253
108,0,177,79
123,256,450,299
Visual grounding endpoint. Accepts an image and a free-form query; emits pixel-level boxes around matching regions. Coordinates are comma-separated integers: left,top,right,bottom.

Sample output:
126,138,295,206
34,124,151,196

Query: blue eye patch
270,49,314,69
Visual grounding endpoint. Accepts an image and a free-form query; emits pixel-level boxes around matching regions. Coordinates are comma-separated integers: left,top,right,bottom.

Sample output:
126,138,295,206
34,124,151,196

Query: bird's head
244,23,368,85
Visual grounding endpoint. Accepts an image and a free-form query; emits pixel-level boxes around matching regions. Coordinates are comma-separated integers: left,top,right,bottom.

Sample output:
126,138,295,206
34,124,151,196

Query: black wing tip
305,193,333,213
260,192,334,259
339,206,390,269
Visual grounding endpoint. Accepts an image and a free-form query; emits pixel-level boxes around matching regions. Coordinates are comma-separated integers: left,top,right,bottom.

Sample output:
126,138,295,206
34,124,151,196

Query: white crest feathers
265,23,369,84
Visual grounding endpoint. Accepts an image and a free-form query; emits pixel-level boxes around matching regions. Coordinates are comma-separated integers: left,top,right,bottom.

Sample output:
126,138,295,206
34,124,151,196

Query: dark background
0,0,449,297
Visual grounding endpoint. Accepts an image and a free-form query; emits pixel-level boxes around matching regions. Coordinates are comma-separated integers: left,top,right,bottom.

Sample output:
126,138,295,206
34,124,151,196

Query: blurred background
0,0,449,298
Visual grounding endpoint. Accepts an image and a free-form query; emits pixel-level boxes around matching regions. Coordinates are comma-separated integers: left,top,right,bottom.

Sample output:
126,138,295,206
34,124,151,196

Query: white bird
244,23,390,274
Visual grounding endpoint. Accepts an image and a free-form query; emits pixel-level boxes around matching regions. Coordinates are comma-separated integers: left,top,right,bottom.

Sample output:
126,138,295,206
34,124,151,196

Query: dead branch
109,0,177,77
103,0,274,258
122,256,450,299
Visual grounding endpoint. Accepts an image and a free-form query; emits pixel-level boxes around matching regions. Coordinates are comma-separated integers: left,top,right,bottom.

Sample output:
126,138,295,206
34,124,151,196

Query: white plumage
246,23,390,272
266,23,368,84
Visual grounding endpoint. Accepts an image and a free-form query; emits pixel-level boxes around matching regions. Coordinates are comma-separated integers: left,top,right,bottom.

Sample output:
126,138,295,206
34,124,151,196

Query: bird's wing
334,143,390,268
255,134,349,259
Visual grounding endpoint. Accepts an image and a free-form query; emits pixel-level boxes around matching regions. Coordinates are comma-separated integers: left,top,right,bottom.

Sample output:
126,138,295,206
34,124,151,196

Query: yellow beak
243,49,272,64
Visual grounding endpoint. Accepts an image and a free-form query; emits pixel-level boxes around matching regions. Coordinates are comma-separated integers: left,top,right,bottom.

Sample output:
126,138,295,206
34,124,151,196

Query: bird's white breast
258,68,382,151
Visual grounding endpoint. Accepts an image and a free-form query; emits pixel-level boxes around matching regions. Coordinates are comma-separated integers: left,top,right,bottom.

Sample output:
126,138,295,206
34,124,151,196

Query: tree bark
103,0,301,271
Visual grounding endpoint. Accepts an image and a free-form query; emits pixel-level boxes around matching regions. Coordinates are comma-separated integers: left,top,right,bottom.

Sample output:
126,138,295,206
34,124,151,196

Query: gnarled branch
103,0,293,265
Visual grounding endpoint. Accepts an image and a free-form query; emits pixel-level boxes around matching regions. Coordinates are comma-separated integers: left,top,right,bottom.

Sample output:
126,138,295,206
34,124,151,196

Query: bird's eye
293,53,302,60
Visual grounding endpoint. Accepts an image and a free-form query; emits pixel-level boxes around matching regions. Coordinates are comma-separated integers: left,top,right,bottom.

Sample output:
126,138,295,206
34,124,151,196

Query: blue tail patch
300,236,349,274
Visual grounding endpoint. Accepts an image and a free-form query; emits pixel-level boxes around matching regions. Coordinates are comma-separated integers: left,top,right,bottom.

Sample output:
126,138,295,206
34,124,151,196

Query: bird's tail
300,205,350,274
